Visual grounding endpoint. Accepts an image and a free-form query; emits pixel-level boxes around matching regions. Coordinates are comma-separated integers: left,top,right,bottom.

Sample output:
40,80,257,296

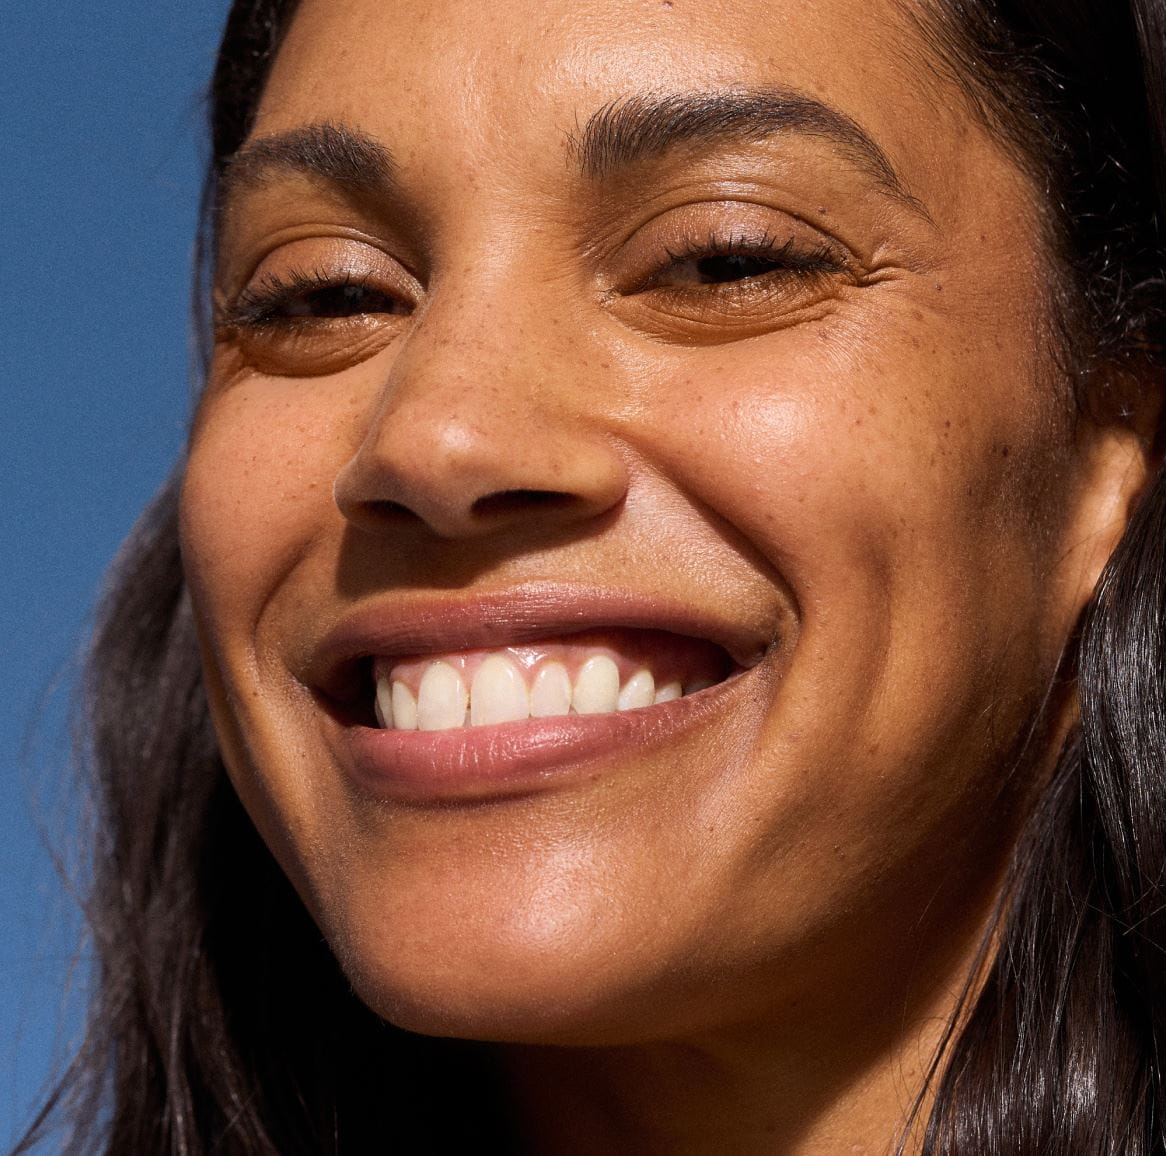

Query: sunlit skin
178,0,1154,1150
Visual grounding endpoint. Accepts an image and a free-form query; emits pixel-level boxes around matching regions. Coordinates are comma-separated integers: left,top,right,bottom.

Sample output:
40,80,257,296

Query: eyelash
638,231,844,295
219,232,843,332
221,266,410,330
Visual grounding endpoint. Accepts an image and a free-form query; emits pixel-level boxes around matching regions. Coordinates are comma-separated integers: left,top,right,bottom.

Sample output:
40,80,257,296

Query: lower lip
335,677,745,804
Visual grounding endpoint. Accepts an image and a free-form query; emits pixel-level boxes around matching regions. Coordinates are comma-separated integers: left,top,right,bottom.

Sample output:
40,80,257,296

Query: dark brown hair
16,0,1166,1151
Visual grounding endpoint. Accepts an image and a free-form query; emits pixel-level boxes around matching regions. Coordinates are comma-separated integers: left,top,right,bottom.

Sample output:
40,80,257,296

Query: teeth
572,655,621,715
391,681,418,730
530,661,572,717
375,654,717,729
416,662,468,731
617,669,655,710
470,655,529,726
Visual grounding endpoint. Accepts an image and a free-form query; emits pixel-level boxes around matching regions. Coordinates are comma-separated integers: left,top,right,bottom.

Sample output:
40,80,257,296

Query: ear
1057,369,1164,621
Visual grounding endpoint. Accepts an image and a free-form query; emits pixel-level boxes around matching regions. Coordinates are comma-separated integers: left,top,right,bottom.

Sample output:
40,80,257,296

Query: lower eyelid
651,271,833,308
627,261,839,302
216,314,405,378
604,263,851,340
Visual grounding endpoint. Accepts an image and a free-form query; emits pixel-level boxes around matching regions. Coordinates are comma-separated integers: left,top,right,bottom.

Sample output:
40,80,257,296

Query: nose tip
333,397,628,540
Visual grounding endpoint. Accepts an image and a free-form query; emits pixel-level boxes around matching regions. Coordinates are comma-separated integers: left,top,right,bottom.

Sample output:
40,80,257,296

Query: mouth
308,586,772,801
371,629,733,731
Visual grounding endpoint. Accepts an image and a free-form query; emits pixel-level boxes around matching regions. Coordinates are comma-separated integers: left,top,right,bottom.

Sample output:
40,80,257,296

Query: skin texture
179,0,1154,1149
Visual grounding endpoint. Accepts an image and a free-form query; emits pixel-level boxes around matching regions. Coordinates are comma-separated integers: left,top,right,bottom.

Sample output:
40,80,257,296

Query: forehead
254,0,988,216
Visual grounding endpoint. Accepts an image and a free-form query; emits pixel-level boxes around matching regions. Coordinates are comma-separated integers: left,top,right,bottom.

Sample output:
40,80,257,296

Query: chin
333,937,667,1047
311,863,725,1048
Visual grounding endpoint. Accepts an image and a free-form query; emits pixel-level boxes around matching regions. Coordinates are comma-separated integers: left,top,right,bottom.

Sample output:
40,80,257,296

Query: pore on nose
333,376,628,540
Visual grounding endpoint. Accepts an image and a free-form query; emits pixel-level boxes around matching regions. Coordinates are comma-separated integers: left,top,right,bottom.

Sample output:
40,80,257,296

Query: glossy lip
337,671,756,804
304,582,778,804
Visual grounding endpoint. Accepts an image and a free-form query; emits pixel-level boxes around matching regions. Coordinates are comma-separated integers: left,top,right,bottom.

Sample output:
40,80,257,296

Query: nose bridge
334,253,628,539
396,268,566,433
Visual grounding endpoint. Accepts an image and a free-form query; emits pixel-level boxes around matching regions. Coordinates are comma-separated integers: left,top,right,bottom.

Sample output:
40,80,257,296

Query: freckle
868,404,877,416
1001,445,1010,457
944,419,951,428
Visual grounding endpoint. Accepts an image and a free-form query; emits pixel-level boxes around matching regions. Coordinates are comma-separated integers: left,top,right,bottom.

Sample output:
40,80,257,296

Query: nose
333,295,628,540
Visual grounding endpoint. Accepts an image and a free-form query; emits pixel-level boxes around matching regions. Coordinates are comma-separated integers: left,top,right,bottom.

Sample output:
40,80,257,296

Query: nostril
471,489,578,519
365,499,416,521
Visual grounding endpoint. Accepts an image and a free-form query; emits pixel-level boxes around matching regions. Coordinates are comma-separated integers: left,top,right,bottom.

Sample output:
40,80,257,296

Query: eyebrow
217,121,398,211
571,89,925,214
217,88,926,219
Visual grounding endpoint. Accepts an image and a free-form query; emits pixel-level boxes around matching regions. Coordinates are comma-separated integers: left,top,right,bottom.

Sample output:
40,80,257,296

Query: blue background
2,2,232,1144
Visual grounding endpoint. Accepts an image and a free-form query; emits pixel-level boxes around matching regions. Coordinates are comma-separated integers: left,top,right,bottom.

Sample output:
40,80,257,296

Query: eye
224,268,412,329
681,252,792,284
642,233,843,294
605,219,852,344
213,246,419,377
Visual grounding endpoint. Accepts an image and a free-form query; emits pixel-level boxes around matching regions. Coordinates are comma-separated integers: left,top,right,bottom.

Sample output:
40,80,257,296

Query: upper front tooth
573,655,620,714
416,662,468,731
530,661,572,718
618,669,655,710
470,654,529,726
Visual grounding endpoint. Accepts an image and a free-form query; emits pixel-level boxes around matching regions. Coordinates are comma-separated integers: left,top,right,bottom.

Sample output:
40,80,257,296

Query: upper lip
305,581,774,704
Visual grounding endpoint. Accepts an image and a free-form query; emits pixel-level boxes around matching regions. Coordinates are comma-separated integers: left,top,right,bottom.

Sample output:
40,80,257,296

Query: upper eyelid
661,231,839,260
229,239,418,297
216,225,423,301
579,170,865,244
584,196,863,279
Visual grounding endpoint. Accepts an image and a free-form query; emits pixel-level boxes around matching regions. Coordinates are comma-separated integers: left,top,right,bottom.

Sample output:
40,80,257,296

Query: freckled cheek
180,385,352,642
633,338,1041,568
636,371,923,547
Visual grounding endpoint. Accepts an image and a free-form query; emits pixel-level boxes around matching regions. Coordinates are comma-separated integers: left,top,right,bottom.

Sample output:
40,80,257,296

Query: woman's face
181,0,1138,1043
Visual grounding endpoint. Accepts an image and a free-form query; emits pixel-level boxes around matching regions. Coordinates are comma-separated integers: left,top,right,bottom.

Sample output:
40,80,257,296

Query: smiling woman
18,0,1166,1153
